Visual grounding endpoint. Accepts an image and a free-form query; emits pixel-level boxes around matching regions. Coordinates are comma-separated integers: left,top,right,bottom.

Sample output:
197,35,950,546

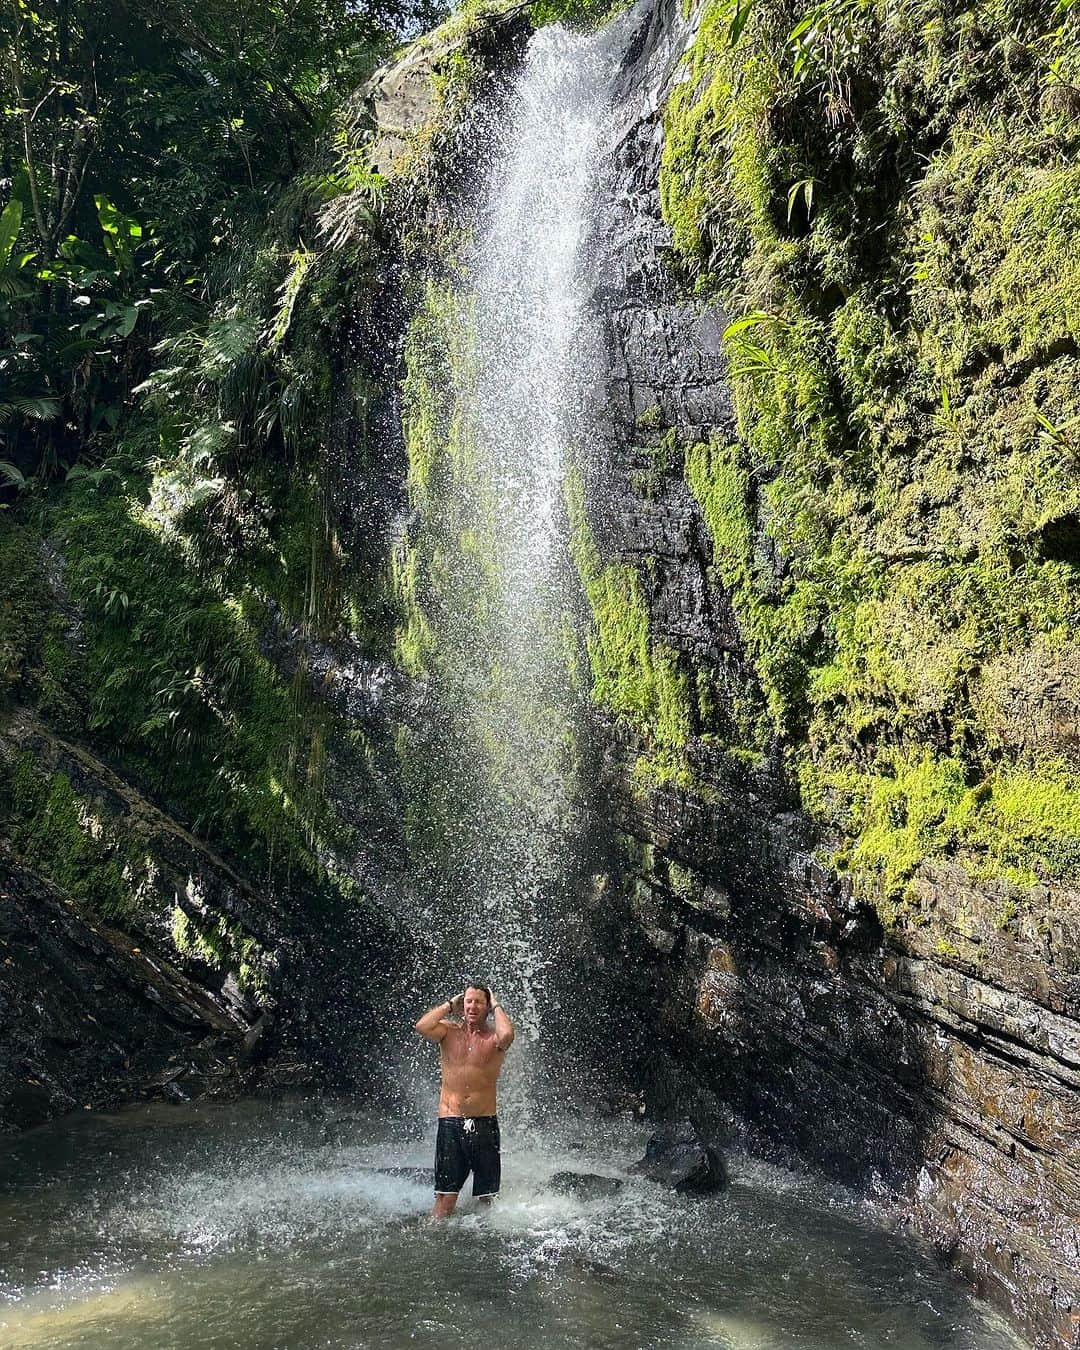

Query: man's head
462,983,492,1027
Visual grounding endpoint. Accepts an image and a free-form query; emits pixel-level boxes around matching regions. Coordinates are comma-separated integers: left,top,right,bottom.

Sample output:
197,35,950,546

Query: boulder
357,1,534,175
550,1170,625,1201
632,1119,729,1196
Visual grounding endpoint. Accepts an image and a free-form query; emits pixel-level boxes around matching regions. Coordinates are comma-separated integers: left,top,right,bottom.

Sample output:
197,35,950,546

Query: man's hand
490,994,515,1051
449,991,465,1017
414,995,458,1042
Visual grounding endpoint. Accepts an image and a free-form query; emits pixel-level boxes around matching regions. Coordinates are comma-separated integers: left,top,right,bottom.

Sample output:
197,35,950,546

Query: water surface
0,1100,1025,1349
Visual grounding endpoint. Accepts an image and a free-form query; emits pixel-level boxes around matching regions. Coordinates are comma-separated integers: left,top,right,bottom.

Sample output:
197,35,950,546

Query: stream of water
398,17,624,1101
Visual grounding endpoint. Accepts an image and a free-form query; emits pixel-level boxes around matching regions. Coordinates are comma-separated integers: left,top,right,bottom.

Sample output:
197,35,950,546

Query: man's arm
414,993,461,1042
491,995,515,1051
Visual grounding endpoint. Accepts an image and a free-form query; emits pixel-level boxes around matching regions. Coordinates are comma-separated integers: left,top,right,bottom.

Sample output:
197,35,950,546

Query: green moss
171,905,270,997
662,0,1080,907
686,438,753,591
975,764,1080,879
666,858,703,900
0,755,147,923
392,536,437,676
635,403,666,434
47,477,348,876
566,468,693,786
0,526,50,704
530,0,630,28
810,747,1080,911
839,751,972,904
394,278,492,680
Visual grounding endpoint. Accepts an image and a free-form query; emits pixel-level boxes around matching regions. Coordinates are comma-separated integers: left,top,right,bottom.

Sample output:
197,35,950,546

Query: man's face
463,986,489,1027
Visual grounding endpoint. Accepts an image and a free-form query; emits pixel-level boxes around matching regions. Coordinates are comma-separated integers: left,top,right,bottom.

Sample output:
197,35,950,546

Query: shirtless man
414,983,515,1217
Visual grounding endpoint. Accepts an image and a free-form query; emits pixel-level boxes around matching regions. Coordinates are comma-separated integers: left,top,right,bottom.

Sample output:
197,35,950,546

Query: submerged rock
367,1165,433,1186
549,1170,625,1201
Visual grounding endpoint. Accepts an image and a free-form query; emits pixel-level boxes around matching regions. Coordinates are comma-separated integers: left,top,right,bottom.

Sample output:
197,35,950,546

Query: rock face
0,856,246,1129
0,703,405,1132
579,1,1080,1346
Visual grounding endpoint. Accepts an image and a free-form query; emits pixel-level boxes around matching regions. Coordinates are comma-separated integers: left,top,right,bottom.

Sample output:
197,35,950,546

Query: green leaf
0,199,23,270
12,395,62,421
786,178,815,222
0,460,26,488
722,310,777,339
728,0,757,46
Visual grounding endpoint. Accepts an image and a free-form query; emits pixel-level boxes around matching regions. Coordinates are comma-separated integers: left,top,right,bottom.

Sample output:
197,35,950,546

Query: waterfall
400,18,627,1104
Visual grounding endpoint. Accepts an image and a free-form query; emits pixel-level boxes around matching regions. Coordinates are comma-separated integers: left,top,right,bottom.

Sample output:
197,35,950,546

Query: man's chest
442,1033,498,1069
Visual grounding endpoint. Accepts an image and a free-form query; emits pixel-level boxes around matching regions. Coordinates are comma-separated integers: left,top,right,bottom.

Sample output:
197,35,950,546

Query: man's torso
438,1025,504,1117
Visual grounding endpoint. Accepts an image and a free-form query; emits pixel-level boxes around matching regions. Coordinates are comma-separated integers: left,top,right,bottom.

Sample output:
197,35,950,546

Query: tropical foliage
0,0,435,483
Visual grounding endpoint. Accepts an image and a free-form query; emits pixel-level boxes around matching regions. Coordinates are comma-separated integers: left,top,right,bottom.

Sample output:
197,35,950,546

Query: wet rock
597,1089,646,1119
358,2,534,175
0,859,246,1132
240,1012,274,1064
145,1063,188,1090
632,1120,729,1196
368,1165,433,1186
262,1060,317,1091
321,1113,367,1145
550,1171,625,1201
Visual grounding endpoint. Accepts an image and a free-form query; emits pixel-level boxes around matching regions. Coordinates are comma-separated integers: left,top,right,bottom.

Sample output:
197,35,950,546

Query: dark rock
321,1113,368,1145
240,1012,274,1064
0,705,408,1116
550,1171,626,1201
597,1089,646,1119
632,1120,729,1196
366,1165,432,1186
145,1063,188,1089
0,857,245,1132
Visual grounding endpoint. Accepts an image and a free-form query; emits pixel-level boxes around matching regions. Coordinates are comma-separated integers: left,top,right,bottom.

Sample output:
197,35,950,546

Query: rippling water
0,1100,1025,1349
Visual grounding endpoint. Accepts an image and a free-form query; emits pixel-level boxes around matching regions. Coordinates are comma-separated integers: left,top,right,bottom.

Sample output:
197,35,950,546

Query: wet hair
464,982,492,1008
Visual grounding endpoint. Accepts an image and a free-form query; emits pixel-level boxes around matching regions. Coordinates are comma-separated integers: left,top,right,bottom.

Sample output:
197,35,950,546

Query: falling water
402,21,624,1083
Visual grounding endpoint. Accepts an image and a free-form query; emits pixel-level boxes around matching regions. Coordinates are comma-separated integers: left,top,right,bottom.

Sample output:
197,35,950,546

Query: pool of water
0,1100,1025,1349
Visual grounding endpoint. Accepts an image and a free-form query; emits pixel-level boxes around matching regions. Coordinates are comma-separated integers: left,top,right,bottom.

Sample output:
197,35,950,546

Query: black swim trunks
434,1115,501,1197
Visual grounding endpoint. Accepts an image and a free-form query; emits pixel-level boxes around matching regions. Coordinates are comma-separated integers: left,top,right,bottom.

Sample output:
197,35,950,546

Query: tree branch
8,33,50,248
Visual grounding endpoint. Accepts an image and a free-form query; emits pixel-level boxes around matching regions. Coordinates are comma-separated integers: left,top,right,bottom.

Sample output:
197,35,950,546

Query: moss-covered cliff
554,2,1080,1342
0,98,408,1115
569,0,1080,916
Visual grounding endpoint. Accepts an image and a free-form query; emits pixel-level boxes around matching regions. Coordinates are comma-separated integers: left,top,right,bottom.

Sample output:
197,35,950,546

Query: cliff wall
572,0,1080,1345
